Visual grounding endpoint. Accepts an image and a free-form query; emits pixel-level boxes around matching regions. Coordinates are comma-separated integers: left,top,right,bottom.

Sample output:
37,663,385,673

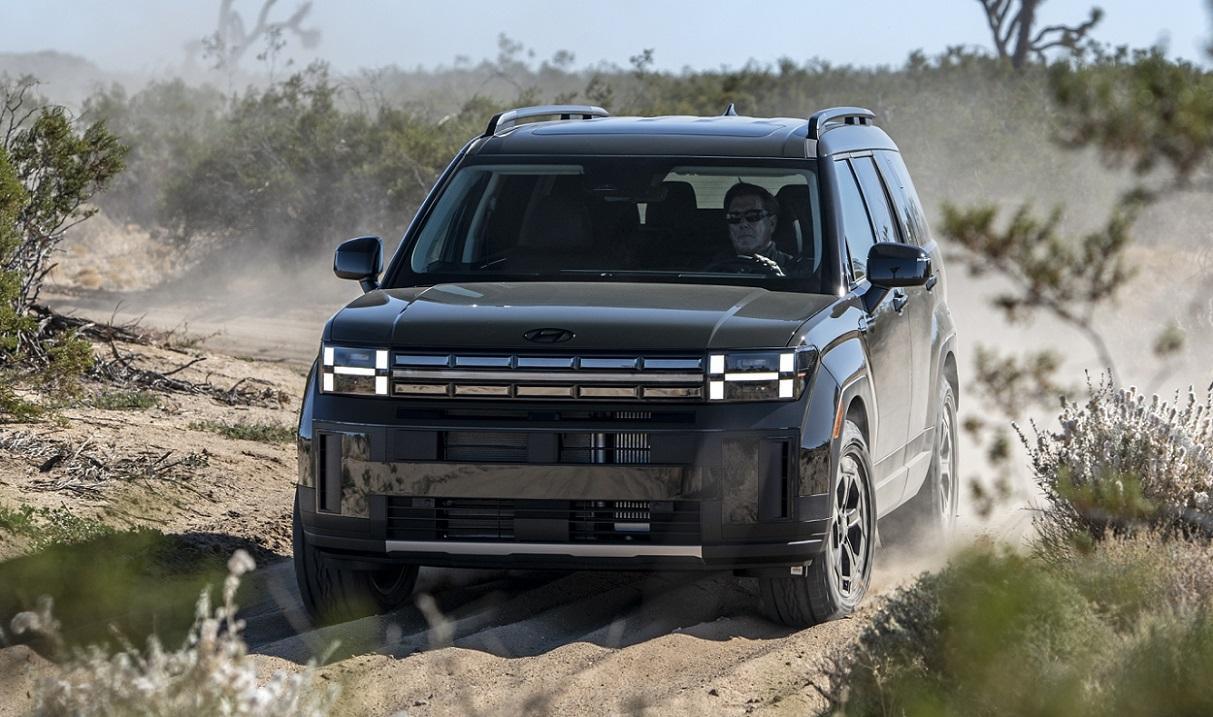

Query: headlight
706,348,817,402
320,345,390,396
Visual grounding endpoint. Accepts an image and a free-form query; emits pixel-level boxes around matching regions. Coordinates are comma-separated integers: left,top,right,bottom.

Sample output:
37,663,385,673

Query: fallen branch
0,430,210,497
90,339,288,408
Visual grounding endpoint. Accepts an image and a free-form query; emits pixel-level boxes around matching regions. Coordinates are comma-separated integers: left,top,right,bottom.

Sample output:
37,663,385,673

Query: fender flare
799,336,877,499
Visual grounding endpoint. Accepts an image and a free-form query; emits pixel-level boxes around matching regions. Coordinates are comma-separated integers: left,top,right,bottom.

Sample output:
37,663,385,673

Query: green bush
87,389,159,411
138,64,486,258
834,545,1112,716
189,418,295,443
0,503,114,551
831,536,1213,716
0,512,226,650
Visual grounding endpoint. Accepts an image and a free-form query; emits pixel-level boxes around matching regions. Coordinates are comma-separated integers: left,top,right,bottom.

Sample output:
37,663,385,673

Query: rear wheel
293,496,418,625
760,420,874,627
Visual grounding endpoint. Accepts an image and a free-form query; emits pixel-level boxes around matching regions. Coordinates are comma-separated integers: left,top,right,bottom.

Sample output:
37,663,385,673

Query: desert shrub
190,418,295,443
0,503,114,551
1056,532,1213,629
1095,610,1213,716
832,545,1112,717
87,389,159,411
1020,377,1213,549
830,537,1213,717
135,64,488,260
12,550,336,716
81,79,225,230
1050,45,1213,182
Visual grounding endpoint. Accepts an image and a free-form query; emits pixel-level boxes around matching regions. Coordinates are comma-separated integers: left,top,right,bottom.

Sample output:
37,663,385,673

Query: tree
0,76,125,418
1,77,126,323
944,34,1213,512
196,0,320,72
976,0,1104,69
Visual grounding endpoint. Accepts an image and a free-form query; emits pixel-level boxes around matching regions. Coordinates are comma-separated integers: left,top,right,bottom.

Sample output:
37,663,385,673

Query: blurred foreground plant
12,550,337,717
827,535,1213,716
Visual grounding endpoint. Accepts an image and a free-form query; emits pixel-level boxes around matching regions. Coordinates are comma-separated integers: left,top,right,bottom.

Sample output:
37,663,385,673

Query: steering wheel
703,254,786,277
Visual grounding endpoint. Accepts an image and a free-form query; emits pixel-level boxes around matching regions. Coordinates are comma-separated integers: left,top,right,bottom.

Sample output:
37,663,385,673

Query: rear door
832,157,913,509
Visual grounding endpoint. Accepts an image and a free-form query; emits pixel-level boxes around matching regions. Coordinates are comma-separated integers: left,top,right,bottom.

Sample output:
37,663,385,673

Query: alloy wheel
830,453,871,600
936,400,956,527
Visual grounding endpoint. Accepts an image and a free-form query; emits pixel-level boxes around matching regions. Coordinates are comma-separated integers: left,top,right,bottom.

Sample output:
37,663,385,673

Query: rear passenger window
852,157,901,244
875,151,930,246
834,160,876,283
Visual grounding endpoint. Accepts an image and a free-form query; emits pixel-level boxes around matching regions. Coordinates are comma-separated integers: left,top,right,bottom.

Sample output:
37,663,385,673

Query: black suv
293,104,959,627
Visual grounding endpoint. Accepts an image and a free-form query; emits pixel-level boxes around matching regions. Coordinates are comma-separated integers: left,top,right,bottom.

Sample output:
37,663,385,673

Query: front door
831,158,913,510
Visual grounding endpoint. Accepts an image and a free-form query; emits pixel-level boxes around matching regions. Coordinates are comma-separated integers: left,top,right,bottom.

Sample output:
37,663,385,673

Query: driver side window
834,160,876,283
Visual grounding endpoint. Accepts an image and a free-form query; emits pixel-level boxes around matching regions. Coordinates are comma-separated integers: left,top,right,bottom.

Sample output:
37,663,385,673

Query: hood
327,282,836,351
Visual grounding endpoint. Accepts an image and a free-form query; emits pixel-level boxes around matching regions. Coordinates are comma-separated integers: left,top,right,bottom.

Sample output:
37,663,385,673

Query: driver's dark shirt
709,242,805,276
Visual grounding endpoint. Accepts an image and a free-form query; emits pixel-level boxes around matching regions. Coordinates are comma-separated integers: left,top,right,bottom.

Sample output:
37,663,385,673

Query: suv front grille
558,432,651,464
442,430,652,464
391,352,705,401
385,498,701,544
443,431,530,462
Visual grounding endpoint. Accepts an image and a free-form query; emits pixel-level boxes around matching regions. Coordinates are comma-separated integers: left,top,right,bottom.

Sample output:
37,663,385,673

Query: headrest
775,184,811,208
591,199,640,236
518,193,593,250
646,181,697,228
774,184,817,268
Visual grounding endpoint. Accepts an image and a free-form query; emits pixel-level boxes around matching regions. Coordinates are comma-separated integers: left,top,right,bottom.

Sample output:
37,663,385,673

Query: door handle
892,290,909,313
925,274,938,292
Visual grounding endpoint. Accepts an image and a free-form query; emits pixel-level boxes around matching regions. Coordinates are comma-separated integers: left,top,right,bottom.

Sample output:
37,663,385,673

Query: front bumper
297,396,834,572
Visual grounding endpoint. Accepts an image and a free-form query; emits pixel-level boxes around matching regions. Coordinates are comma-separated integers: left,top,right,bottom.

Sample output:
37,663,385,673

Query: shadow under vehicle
292,104,959,628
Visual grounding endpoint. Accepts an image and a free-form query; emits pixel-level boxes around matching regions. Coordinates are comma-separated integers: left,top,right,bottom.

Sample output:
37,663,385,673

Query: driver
717,183,797,275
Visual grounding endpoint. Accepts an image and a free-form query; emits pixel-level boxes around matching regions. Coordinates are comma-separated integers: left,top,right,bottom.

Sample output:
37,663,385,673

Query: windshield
391,157,828,292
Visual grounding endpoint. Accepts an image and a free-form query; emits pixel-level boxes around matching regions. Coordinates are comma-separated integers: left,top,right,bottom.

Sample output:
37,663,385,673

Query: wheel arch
844,395,870,443
928,333,960,421
942,349,959,407
799,337,876,499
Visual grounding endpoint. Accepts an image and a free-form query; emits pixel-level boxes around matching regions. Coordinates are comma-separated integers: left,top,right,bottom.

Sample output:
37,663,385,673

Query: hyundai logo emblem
524,328,575,344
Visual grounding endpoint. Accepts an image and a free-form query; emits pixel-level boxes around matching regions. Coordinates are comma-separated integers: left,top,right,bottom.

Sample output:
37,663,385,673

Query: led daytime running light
706,349,813,402
321,345,390,396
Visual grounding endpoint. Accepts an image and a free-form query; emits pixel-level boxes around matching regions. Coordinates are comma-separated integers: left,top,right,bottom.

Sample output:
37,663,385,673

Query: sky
1,0,1209,74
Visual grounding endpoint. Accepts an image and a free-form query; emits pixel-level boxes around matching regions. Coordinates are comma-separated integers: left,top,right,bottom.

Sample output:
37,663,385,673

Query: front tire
760,420,875,627
293,495,418,625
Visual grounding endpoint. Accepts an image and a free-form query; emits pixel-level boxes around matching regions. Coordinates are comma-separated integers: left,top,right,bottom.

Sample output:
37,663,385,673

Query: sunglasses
725,209,772,224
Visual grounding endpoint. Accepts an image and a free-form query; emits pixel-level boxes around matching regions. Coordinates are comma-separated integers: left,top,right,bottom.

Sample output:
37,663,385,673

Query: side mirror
334,236,383,293
867,242,931,288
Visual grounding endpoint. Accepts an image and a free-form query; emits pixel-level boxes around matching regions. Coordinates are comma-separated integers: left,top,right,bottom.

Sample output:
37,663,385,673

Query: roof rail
806,106,876,140
483,104,609,137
